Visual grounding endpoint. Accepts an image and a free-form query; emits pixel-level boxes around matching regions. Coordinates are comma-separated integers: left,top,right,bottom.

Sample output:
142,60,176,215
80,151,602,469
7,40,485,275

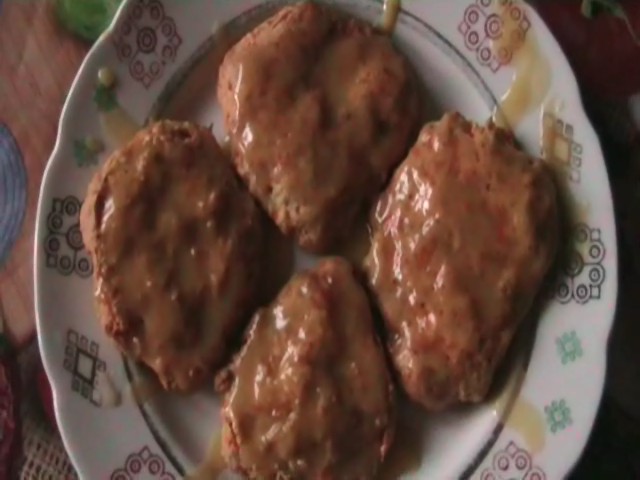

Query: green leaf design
93,84,118,112
54,0,122,42
582,0,623,17
73,139,99,167
581,0,640,45
73,139,89,165
556,330,584,365
545,399,573,434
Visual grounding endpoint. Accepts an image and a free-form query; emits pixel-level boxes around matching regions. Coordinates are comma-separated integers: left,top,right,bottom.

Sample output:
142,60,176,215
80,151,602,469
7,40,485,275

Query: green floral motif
73,139,99,167
93,84,117,112
556,330,583,364
545,399,572,433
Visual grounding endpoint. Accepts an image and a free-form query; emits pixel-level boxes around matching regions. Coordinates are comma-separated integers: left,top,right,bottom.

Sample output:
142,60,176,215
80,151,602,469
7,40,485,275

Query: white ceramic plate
35,1,618,479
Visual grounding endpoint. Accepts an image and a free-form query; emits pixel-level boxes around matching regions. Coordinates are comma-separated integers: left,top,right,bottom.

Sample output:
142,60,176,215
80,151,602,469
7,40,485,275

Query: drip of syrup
185,432,226,480
96,66,141,147
491,1,551,131
100,107,140,147
377,402,426,479
380,0,400,35
492,357,545,454
95,370,122,408
126,375,161,405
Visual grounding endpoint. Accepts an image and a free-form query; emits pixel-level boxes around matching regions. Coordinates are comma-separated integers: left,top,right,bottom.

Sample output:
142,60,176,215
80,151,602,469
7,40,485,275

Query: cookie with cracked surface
218,257,395,479
218,1,420,253
81,120,265,392
366,112,560,410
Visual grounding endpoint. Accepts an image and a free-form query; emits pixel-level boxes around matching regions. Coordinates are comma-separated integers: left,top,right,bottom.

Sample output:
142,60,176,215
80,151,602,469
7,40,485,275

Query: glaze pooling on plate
35,0,617,479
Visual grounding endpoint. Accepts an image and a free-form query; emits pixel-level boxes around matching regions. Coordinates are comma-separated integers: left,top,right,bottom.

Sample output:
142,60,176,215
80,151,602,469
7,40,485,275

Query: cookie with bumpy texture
81,120,265,392
218,1,420,253
218,258,395,479
366,112,559,410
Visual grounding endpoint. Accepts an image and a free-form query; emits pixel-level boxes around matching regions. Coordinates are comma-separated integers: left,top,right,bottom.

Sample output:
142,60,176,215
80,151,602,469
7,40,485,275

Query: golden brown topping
366,112,559,410
220,258,395,479
81,120,265,391
218,1,420,252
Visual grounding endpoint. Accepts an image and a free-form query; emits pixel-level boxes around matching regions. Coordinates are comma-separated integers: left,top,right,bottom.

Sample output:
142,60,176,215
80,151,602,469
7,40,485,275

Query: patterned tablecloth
1,1,640,479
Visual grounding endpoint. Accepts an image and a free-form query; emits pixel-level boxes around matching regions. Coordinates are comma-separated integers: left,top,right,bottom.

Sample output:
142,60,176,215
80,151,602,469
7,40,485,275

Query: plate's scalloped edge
121,356,187,476
456,1,618,477
510,3,619,478
34,0,146,477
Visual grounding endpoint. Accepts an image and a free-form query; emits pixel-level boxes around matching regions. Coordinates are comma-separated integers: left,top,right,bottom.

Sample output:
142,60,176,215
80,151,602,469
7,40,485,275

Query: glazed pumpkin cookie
366,113,559,410
218,1,420,252
218,258,395,479
81,120,265,392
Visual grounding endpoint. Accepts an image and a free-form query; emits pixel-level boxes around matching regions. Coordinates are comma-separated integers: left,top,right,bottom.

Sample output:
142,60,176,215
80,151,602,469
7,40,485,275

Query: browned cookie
218,258,395,480
80,120,264,392
365,112,559,410
217,1,420,253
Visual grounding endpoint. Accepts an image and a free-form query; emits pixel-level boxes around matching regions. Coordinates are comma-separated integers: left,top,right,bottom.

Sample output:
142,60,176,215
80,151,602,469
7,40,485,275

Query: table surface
2,1,640,479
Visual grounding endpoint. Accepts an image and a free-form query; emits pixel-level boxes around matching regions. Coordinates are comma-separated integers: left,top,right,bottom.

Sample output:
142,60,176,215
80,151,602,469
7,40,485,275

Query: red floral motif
458,0,530,72
110,446,175,480
113,0,182,88
480,441,546,480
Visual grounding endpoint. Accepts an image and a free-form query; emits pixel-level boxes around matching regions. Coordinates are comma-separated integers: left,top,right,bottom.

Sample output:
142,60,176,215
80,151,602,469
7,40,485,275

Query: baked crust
80,120,265,392
366,112,560,410
218,2,420,253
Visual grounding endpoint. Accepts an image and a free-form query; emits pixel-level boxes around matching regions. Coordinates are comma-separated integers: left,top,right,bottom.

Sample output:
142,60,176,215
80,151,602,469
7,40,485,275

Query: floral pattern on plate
480,441,546,480
113,0,182,88
110,446,176,480
43,196,93,278
458,0,531,72
554,223,607,305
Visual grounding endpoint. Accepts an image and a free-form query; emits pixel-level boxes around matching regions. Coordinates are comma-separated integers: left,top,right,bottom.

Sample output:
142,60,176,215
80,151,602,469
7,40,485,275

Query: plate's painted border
34,0,188,477
122,357,187,477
